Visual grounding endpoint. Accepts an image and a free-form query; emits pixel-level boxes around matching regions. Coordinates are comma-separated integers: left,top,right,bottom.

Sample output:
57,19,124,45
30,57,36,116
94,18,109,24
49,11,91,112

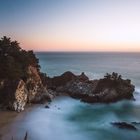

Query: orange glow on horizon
1,0,140,52
20,39,140,52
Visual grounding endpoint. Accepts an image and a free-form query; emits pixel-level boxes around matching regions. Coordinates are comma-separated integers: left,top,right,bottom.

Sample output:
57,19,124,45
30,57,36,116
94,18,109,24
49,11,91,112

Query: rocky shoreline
2,70,135,113
0,36,135,112
46,71,135,103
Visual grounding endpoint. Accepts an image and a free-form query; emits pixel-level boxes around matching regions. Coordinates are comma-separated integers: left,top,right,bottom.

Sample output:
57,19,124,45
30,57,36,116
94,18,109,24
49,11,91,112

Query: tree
104,73,111,79
0,36,40,80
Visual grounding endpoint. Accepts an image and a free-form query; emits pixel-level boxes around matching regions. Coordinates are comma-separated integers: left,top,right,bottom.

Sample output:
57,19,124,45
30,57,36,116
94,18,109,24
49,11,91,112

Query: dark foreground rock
111,122,137,131
131,122,140,125
45,105,50,108
47,72,135,103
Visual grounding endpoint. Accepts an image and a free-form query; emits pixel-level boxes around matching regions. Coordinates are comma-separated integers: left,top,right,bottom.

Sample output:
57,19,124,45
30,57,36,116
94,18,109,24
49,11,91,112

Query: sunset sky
1,0,140,52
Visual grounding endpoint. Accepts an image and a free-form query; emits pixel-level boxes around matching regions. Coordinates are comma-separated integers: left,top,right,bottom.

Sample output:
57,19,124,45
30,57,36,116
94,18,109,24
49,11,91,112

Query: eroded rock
0,66,49,112
47,72,135,104
12,80,28,112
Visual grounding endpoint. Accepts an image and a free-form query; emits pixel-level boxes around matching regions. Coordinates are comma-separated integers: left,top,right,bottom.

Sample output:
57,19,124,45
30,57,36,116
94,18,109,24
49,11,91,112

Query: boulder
45,105,50,108
131,122,140,125
111,122,137,131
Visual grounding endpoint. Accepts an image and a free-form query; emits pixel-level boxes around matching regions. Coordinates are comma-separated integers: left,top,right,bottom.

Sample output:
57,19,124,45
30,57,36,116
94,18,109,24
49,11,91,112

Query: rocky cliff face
0,79,26,111
26,66,45,102
12,80,28,112
26,66,51,104
0,36,50,112
0,66,51,112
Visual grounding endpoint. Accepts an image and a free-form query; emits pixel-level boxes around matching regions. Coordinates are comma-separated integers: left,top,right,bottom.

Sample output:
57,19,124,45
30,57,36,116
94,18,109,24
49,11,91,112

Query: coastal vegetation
0,36,48,111
0,36,40,80
104,72,122,81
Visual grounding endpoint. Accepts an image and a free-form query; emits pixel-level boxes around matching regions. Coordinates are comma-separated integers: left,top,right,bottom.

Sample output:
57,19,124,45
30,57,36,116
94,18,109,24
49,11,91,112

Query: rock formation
26,65,47,103
0,79,28,111
0,36,50,112
12,80,28,112
47,72,135,103
111,122,137,130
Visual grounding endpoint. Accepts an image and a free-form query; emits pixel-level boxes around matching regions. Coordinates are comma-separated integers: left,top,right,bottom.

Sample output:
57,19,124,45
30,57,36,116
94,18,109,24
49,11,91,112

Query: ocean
36,52,140,87
1,52,140,140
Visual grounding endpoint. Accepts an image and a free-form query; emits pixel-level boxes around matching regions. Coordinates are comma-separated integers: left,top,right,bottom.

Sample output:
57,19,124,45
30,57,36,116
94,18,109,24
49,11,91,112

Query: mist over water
2,52,140,140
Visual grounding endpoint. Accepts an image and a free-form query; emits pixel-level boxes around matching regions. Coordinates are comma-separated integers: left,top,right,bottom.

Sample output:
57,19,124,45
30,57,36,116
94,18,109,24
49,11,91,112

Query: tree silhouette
104,72,122,81
0,36,40,80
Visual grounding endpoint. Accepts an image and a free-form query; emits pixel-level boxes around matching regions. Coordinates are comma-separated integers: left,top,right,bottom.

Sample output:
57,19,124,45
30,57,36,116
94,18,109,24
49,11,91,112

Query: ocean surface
1,52,140,140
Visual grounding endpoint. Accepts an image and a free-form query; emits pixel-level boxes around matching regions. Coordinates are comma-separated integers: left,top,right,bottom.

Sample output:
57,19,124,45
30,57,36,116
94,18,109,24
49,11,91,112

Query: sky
0,0,140,52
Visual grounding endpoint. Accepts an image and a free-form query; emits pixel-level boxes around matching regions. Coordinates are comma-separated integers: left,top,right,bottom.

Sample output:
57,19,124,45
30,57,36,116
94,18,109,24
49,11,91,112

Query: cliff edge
0,36,49,112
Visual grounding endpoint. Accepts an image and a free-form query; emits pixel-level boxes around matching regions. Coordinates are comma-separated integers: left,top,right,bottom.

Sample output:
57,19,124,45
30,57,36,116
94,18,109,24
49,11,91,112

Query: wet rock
45,105,50,108
131,122,140,125
111,122,137,131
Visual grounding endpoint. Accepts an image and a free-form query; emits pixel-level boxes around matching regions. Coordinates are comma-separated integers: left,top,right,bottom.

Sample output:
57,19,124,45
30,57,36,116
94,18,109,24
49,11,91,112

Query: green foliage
104,72,122,81
0,36,40,80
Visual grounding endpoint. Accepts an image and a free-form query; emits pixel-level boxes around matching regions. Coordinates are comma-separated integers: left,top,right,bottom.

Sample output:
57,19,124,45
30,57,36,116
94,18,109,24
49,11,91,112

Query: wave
135,87,140,94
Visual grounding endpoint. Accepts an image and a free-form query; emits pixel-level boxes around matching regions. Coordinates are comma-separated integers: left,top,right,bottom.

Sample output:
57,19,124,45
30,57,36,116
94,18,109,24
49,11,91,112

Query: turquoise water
2,52,140,140
2,96,140,140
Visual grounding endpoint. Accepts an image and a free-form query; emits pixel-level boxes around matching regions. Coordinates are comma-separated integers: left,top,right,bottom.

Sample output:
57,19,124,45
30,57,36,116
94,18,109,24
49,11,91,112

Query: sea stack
47,72,135,103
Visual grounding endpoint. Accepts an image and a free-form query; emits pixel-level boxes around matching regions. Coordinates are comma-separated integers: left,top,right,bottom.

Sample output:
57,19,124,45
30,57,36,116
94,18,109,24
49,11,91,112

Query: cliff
0,36,49,112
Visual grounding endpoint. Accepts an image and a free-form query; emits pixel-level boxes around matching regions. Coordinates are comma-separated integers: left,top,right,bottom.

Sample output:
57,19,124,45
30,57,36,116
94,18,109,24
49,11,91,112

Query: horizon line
34,51,140,53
